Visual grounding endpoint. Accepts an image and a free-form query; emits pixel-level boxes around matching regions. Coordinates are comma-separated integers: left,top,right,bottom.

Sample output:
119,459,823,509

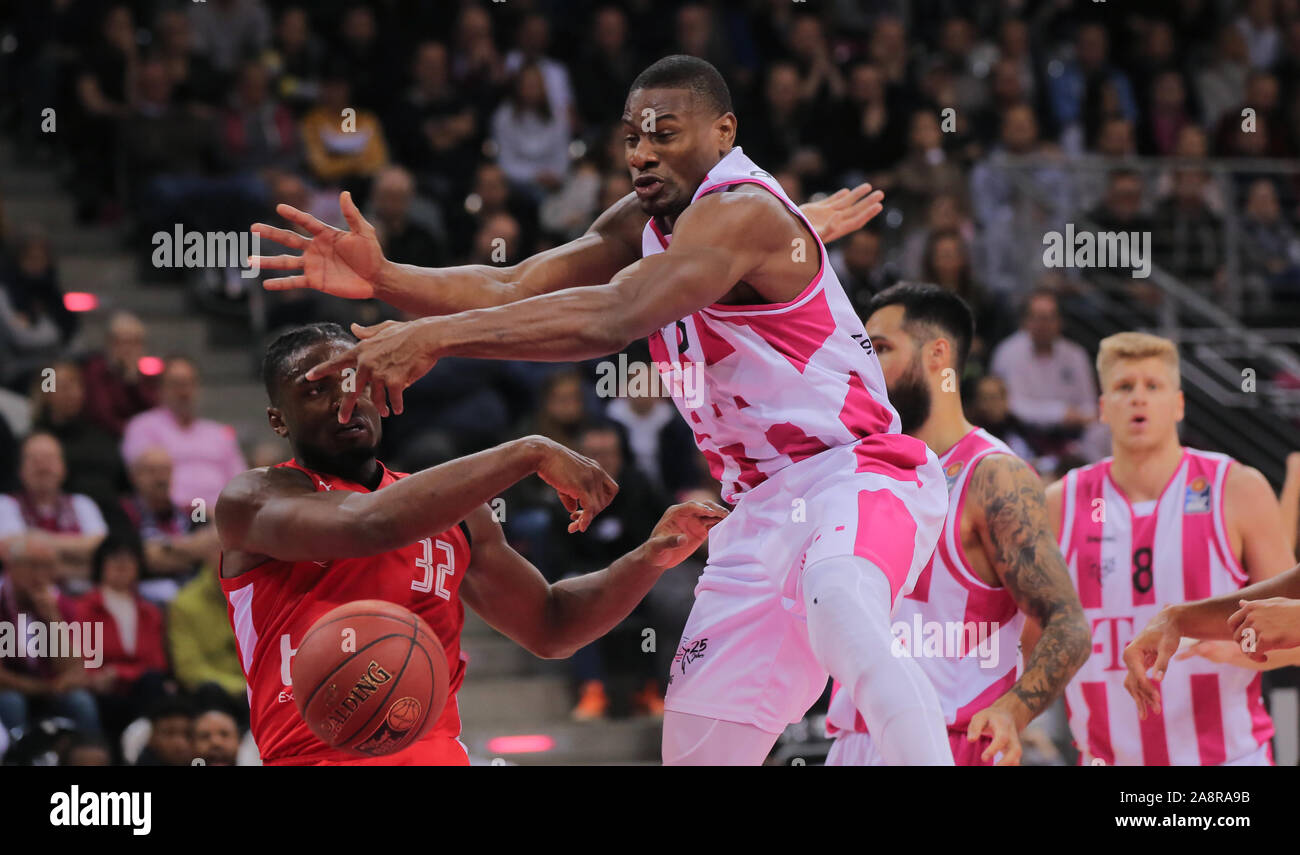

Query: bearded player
251,55,952,765
824,284,1089,765
1043,332,1293,765
216,322,727,765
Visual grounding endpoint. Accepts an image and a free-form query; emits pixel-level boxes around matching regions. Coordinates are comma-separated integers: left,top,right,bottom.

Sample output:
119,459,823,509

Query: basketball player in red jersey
824,283,1089,765
216,322,727,766
1044,332,1294,765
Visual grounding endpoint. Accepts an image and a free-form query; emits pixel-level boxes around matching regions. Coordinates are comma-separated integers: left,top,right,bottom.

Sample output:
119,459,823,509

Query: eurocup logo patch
944,460,965,492
1184,476,1211,514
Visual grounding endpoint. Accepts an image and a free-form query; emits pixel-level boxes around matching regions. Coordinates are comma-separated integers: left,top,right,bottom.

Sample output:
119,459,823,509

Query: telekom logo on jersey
277,536,455,695
1090,616,1135,672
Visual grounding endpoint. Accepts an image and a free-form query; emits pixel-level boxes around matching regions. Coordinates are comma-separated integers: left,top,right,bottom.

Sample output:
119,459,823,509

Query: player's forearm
1168,563,1300,639
541,549,665,659
1003,608,1090,729
421,286,631,363
359,437,549,551
375,260,525,317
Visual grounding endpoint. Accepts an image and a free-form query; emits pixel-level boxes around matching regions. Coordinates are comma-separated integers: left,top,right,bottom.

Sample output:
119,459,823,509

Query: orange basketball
291,599,449,757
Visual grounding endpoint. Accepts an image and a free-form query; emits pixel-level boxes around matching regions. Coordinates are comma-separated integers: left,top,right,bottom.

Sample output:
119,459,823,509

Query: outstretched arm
251,184,882,319
306,189,801,422
965,455,1091,765
459,500,727,659
216,435,617,568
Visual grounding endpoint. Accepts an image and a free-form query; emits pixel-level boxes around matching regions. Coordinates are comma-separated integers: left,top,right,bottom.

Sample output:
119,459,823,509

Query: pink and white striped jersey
1058,449,1273,765
642,147,926,504
826,428,1026,739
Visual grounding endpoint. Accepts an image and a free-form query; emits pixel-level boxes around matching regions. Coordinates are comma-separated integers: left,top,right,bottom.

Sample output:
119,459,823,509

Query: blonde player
1043,332,1294,765
826,283,1089,765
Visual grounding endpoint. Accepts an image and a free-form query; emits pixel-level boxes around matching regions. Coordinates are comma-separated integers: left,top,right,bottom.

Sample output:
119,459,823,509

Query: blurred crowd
4,0,1300,762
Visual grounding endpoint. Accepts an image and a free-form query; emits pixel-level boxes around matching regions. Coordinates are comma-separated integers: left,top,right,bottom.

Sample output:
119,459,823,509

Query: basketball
291,599,450,757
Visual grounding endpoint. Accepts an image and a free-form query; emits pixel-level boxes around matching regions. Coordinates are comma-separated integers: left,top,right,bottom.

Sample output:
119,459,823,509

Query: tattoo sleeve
970,454,1091,719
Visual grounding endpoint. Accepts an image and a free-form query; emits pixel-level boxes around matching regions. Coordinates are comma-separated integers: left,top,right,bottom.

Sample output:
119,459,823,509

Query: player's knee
802,555,894,681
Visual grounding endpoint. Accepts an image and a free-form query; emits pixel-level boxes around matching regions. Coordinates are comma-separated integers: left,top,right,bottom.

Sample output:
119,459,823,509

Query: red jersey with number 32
220,460,471,764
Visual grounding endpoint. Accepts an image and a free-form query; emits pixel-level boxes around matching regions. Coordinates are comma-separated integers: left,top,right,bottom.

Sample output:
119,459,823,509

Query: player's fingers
305,351,354,381
339,190,376,237
251,254,306,271
250,223,309,249
1151,635,1178,682
997,735,1023,767
844,182,874,204
368,377,389,419
967,715,985,742
1227,603,1251,632
388,384,405,417
337,365,369,423
261,274,313,291
275,203,330,236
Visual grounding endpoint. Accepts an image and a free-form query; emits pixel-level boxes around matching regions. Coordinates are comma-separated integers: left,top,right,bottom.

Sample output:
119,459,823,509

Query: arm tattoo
970,455,1091,717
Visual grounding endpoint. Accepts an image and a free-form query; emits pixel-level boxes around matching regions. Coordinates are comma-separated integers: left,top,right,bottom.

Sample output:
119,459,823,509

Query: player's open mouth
337,420,368,436
1130,415,1147,426
634,176,664,197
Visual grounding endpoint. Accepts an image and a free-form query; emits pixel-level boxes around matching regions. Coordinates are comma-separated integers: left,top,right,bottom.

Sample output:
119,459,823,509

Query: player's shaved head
628,54,733,118
262,322,355,404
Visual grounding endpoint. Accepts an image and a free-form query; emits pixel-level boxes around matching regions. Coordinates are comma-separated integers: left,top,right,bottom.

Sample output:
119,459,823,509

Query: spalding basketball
292,599,449,757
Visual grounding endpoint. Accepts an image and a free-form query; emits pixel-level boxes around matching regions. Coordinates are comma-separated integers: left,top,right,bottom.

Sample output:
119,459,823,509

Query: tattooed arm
964,454,1090,764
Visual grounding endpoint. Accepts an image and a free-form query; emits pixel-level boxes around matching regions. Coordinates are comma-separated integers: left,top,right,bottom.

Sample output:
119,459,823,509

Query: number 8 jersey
220,459,472,765
1058,448,1273,766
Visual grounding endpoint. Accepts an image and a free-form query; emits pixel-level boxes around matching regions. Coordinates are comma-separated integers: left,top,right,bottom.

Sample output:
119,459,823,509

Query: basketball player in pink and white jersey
1044,332,1294,765
249,56,954,765
825,283,1089,765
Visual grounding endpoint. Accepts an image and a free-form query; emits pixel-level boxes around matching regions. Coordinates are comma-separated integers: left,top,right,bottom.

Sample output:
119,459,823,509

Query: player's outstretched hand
639,500,730,568
1122,607,1182,718
251,190,385,299
1227,597,1300,658
532,438,620,534
799,183,884,245
307,319,437,421
967,705,1022,766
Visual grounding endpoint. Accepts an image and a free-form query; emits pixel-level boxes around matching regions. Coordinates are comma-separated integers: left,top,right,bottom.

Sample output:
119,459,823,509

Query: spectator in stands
832,228,894,311
989,288,1098,456
0,434,108,584
386,41,479,201
576,7,640,133
69,4,135,223
368,166,445,269
133,696,194,766
69,533,170,740
826,62,906,181
61,734,112,766
900,193,973,280
120,446,219,602
81,312,161,438
966,374,1035,460
892,110,969,225
1236,0,1282,70
1139,70,1195,156
168,551,247,720
0,536,101,736
1241,177,1300,309
1197,27,1251,130
970,102,1074,297
603,349,700,497
187,0,271,76
1152,167,1224,290
29,358,127,520
744,62,816,182
922,229,1006,366
194,709,241,765
504,13,577,131
220,60,298,175
491,63,571,203
153,8,223,108
263,6,325,115
1046,22,1137,153
449,5,507,116
1215,71,1291,158
0,230,71,390
559,422,669,720
121,356,247,513
334,4,395,115
300,71,390,200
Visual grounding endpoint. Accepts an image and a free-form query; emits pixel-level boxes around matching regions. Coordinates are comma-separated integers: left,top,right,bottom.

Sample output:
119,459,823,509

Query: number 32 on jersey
412,537,455,600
